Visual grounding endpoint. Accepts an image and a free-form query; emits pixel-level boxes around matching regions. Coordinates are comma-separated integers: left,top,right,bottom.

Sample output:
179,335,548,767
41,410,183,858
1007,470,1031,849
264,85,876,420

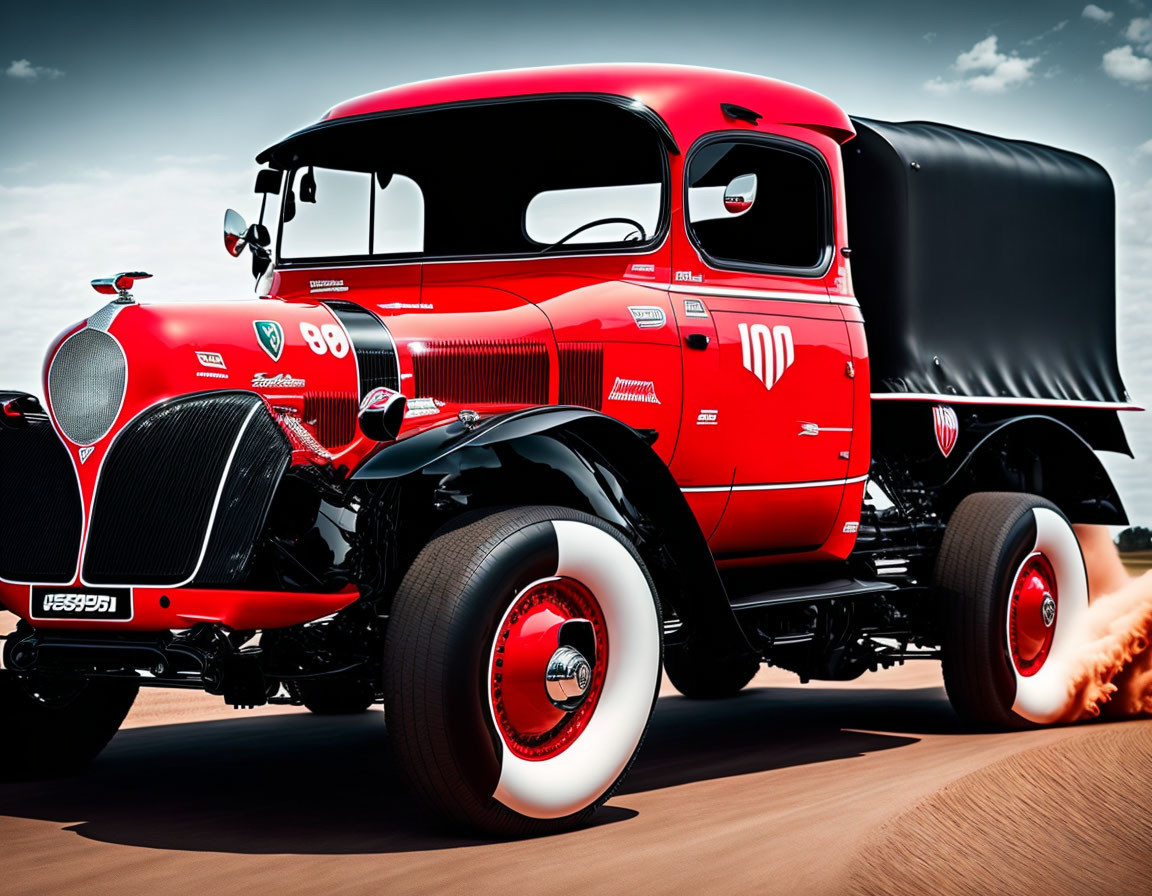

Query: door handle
685,333,710,350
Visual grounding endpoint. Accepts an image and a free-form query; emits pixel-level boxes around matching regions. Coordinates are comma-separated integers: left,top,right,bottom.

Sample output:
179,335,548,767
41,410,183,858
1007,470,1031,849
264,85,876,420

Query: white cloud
1139,137,1152,155
1083,4,1115,23
1024,19,1070,45
1103,45,1152,85
955,35,1006,72
924,36,1040,94
1125,16,1152,43
5,59,64,81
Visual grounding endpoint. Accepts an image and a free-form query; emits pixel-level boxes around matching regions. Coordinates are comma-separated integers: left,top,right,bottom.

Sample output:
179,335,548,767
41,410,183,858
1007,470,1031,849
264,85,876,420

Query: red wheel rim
490,577,608,761
1008,552,1058,677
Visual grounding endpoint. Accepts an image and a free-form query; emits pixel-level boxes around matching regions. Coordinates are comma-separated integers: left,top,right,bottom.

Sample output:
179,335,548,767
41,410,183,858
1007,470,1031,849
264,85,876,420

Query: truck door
671,133,855,559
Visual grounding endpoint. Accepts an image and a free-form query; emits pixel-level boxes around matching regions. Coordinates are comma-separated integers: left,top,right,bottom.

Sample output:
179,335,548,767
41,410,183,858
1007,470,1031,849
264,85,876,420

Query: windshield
276,98,668,264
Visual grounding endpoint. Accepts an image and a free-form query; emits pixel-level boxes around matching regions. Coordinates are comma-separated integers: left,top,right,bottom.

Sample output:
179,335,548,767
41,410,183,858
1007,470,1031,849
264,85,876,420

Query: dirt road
2,652,1149,896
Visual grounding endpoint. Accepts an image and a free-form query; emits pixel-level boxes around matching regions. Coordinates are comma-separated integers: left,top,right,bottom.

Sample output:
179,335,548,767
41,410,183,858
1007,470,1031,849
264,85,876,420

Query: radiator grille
412,340,550,405
83,392,289,587
0,418,83,582
303,392,358,447
558,343,604,410
47,328,127,445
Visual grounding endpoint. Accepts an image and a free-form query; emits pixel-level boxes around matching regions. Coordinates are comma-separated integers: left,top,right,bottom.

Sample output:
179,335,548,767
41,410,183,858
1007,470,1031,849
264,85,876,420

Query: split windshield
276,98,668,263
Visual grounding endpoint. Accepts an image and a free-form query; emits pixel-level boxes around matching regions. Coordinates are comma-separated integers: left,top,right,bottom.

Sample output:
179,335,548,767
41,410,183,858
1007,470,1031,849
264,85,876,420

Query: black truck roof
843,117,1129,408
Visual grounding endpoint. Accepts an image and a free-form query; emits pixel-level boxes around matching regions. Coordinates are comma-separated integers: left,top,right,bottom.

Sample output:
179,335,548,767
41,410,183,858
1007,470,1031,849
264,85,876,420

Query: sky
2,0,1151,521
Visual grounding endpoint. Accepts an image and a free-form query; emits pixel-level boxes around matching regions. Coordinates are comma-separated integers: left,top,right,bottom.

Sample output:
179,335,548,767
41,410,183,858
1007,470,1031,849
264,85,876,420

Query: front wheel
384,507,662,836
0,672,138,778
937,492,1089,729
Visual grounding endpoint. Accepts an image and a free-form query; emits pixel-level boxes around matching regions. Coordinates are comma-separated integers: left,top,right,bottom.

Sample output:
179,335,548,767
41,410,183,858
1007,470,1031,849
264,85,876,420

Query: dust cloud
1060,526,1152,721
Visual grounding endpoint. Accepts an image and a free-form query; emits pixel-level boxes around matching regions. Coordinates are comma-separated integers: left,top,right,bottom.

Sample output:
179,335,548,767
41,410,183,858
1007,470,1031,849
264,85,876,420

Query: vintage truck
0,65,1139,835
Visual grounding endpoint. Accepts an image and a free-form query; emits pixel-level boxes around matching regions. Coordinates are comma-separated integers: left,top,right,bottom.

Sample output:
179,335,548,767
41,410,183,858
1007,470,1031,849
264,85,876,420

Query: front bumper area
0,582,359,631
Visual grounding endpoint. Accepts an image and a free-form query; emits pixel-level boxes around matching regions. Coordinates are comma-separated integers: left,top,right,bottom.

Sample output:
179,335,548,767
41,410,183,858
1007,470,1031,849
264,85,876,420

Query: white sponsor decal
630,263,655,273
252,372,306,389
843,521,860,534
608,377,661,404
674,271,703,283
683,299,709,319
42,593,118,613
196,371,228,379
628,306,666,329
378,302,434,310
738,322,794,390
696,409,718,425
78,446,95,464
309,278,348,293
196,351,226,370
299,322,350,358
405,397,446,418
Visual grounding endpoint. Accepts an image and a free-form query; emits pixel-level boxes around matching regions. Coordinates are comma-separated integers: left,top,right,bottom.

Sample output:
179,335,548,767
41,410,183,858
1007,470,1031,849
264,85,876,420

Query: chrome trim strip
871,393,1143,411
667,283,858,306
681,473,868,494
668,284,828,302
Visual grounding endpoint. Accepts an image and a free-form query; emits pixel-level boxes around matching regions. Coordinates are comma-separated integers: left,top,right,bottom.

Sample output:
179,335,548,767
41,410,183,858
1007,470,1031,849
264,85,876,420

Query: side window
281,168,371,259
687,139,830,273
373,174,424,255
524,183,662,246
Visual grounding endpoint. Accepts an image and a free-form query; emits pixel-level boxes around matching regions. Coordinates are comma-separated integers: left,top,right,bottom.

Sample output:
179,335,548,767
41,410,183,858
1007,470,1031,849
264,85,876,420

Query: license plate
31,587,132,621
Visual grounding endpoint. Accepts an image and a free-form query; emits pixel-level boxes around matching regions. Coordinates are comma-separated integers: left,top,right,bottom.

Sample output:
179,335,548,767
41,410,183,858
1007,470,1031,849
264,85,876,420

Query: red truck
0,65,1139,834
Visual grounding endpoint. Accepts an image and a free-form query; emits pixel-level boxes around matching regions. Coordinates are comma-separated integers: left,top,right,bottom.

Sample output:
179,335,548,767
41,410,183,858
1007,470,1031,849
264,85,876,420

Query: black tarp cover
843,117,1129,405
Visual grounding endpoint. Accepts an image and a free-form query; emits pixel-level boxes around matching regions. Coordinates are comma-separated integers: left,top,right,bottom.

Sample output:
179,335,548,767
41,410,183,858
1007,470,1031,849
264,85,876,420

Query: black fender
354,406,754,662
939,415,1127,525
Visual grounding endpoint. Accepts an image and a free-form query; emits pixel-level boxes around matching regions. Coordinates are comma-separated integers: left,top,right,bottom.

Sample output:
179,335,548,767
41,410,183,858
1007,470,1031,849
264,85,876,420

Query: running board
729,578,899,612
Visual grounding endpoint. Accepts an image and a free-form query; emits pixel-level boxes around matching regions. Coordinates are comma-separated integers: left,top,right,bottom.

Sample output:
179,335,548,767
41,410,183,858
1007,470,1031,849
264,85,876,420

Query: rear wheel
937,492,1088,729
0,672,138,778
384,506,662,836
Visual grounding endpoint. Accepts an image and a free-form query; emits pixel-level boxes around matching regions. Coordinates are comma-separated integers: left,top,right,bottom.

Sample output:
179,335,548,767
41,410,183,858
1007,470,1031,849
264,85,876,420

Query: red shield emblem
933,405,959,458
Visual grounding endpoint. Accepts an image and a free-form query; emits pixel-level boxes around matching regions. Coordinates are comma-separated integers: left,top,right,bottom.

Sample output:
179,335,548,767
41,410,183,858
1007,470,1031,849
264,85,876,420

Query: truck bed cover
843,117,1129,408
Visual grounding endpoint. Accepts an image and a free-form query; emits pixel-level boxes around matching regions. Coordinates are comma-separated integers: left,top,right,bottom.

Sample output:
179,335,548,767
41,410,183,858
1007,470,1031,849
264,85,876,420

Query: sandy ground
1,642,1149,896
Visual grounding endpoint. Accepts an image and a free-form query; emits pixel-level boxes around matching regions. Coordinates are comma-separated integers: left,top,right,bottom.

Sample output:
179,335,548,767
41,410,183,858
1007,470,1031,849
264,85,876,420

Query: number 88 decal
300,322,350,358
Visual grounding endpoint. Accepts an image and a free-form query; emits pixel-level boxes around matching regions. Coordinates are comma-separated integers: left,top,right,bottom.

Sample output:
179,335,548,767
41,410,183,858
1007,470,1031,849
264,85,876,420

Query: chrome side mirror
723,173,757,215
687,173,758,223
224,209,248,258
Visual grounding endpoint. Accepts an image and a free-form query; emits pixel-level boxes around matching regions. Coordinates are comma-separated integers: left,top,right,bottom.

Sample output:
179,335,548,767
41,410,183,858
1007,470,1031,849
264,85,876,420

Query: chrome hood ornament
91,271,152,304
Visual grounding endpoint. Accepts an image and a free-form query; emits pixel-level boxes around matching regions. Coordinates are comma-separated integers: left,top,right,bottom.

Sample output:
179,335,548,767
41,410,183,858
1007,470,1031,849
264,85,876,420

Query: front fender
354,407,754,661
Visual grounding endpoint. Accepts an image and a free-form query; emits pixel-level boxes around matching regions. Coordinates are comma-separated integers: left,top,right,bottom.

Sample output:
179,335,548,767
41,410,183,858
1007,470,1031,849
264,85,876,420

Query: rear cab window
686,136,833,276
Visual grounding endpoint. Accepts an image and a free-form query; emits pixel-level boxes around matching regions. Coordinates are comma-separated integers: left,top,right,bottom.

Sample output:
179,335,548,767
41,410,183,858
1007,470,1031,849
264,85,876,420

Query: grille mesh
83,392,289,586
48,328,127,445
0,417,83,582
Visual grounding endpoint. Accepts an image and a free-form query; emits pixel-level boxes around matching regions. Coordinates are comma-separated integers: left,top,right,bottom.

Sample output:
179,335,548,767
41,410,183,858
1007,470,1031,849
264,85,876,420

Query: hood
43,285,559,475
43,298,360,472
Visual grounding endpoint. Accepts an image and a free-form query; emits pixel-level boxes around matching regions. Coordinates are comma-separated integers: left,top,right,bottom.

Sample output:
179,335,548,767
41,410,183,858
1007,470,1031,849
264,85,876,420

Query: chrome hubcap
545,645,592,709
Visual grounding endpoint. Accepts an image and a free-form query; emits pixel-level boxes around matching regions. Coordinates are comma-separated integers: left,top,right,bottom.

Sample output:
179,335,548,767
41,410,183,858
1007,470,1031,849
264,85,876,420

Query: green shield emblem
253,320,284,361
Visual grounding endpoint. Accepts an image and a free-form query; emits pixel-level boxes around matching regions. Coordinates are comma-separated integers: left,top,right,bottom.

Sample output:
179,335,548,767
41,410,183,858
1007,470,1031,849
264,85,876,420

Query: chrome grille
48,328,127,446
